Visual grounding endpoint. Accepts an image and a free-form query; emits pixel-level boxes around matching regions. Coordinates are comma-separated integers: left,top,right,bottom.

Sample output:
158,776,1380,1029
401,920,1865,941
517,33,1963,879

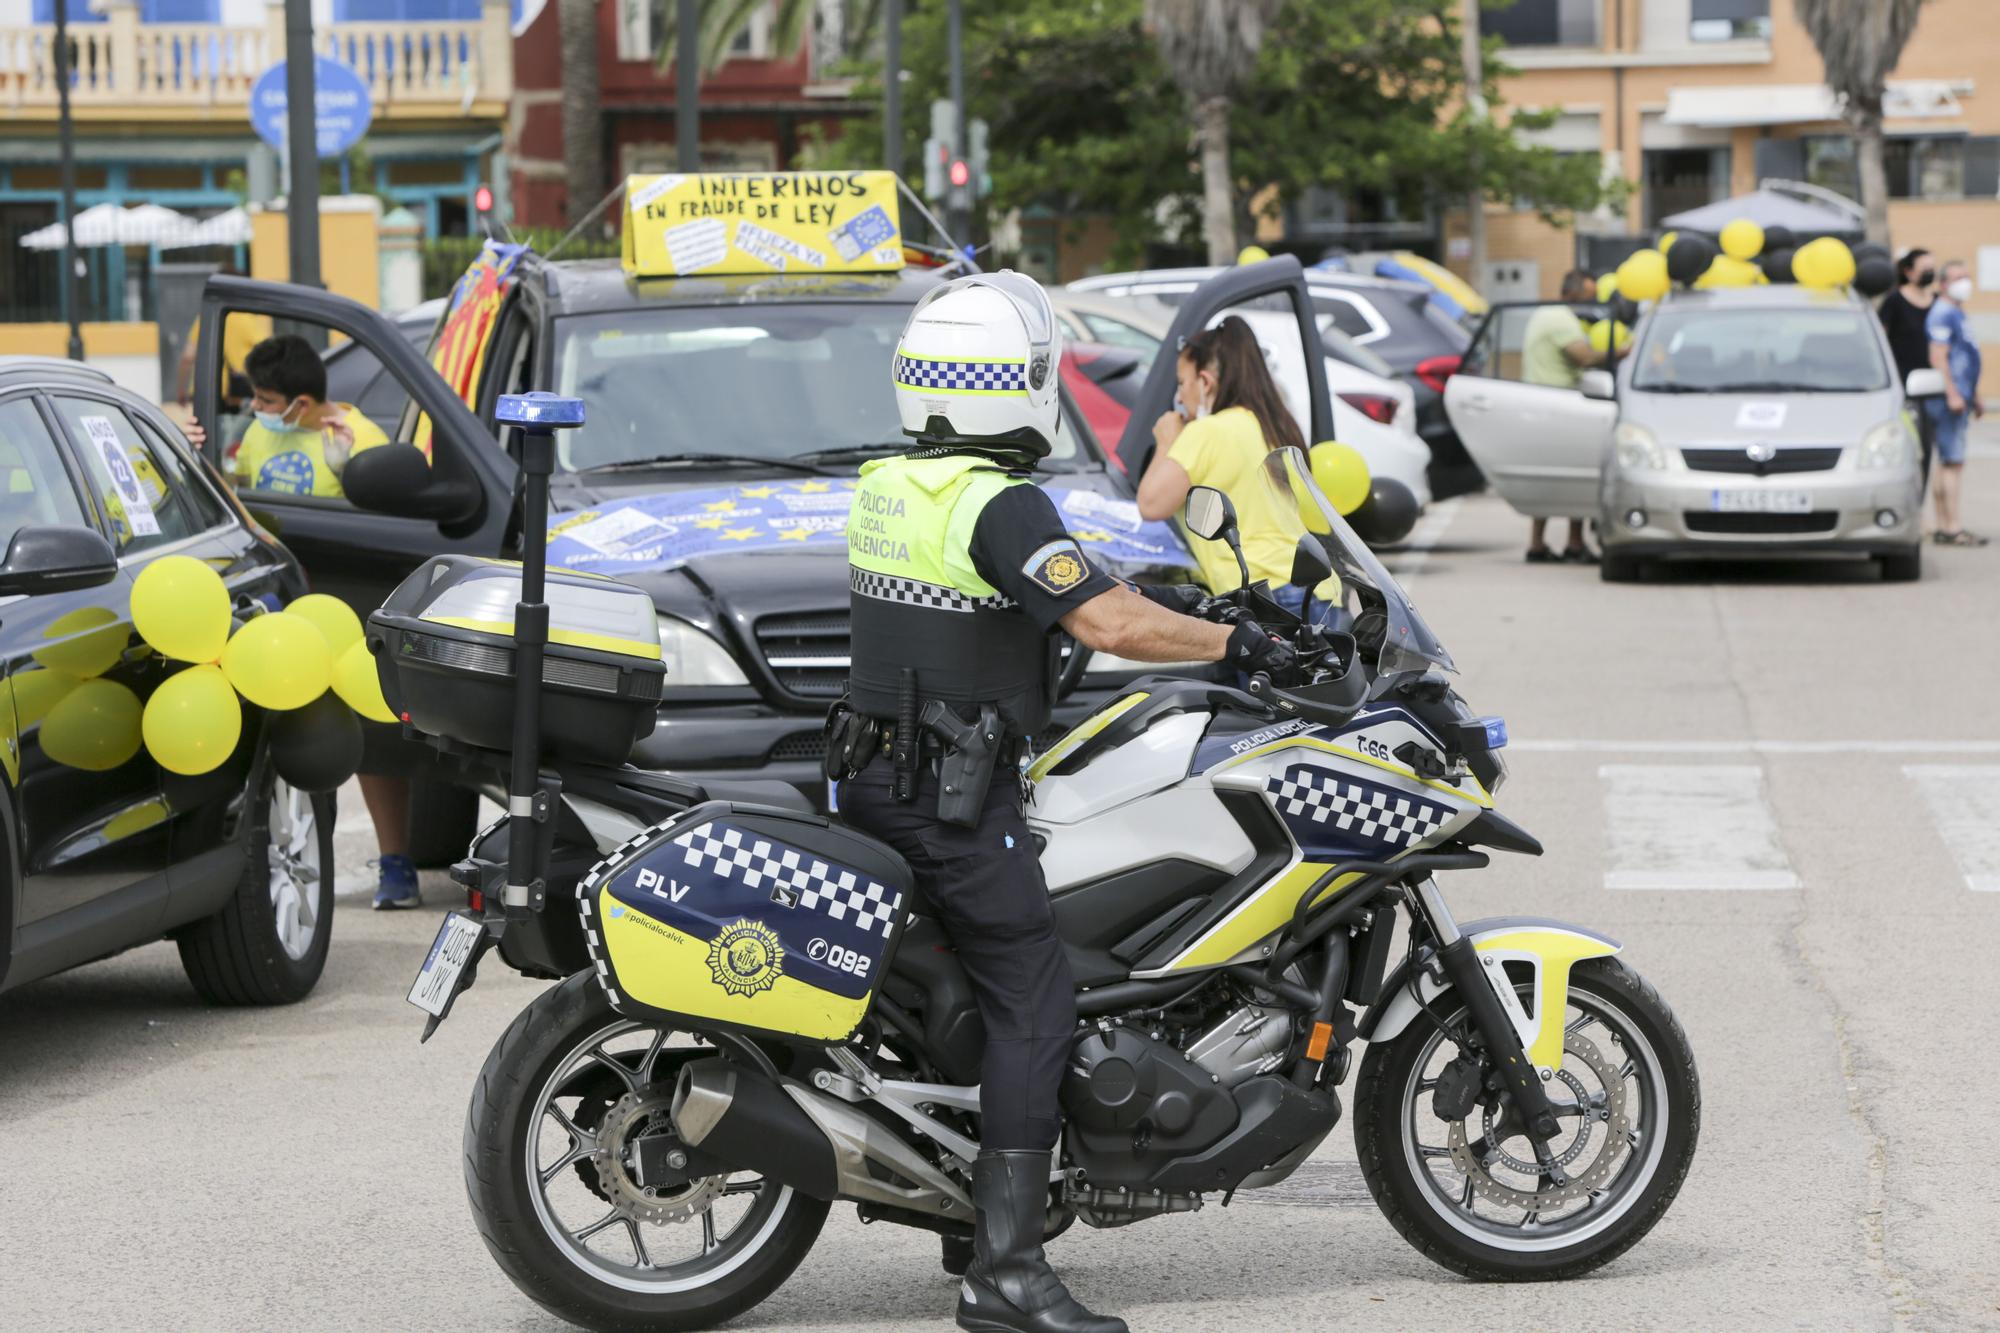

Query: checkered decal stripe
1267,765,1449,849
673,823,904,939
850,567,1015,613
893,353,1027,393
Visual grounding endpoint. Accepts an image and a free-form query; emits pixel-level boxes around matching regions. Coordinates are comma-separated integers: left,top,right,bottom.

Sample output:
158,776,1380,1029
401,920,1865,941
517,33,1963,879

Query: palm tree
1145,0,1282,264
1795,0,1929,244
559,0,605,228
658,0,884,78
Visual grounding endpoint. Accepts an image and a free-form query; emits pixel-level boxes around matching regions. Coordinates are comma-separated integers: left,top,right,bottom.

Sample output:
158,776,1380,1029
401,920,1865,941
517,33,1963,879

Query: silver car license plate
1709,488,1812,514
408,912,484,1016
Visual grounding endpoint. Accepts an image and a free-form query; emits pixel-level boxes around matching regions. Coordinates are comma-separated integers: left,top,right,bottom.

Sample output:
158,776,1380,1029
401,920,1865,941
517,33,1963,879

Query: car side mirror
1904,367,1946,399
342,443,484,523
1290,534,1334,590
0,525,118,597
1183,485,1238,542
1579,369,1616,401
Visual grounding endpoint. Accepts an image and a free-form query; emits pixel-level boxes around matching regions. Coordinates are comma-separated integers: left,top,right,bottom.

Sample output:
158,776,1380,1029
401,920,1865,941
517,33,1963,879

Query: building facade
1465,0,2000,320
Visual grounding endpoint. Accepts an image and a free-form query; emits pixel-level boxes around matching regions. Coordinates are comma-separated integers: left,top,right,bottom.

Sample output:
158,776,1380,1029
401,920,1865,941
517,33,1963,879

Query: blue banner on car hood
545,481,1196,574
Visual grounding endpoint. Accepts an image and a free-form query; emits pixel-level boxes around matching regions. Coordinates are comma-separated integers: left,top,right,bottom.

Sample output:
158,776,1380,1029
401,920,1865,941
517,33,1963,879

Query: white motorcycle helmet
892,270,1063,462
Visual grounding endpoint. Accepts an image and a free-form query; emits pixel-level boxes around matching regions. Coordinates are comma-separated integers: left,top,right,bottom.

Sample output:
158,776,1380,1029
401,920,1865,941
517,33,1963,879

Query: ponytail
1180,316,1307,455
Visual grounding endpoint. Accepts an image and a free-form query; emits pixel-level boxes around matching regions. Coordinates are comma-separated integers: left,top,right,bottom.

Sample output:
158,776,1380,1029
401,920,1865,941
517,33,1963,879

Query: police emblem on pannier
708,919,784,997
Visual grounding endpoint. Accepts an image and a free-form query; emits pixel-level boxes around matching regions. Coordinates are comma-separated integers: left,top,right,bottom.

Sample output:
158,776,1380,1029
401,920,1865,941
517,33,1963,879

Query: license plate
407,912,485,1017
1709,488,1812,514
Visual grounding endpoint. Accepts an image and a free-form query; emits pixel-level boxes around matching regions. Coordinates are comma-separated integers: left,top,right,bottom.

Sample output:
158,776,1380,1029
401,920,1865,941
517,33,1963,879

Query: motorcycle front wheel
464,971,829,1331
1353,957,1699,1280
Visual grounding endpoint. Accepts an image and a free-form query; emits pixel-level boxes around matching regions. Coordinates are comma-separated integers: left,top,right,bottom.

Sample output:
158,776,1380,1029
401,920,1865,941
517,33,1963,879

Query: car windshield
551,304,1085,472
1631,304,1890,393
1271,446,1452,686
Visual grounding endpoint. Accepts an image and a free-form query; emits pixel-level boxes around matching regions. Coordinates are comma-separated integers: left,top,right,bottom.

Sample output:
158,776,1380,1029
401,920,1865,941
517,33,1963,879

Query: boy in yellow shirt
232,334,388,498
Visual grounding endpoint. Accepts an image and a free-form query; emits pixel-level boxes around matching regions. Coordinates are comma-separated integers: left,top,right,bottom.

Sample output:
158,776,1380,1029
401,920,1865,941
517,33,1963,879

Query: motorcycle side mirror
1183,485,1238,542
342,442,484,524
1290,534,1333,590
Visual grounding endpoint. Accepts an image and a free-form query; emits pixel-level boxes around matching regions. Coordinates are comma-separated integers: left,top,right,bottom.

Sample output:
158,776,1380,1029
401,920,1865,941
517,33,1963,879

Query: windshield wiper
1632,382,1710,393
575,452,831,476
1704,381,1828,393
792,443,911,466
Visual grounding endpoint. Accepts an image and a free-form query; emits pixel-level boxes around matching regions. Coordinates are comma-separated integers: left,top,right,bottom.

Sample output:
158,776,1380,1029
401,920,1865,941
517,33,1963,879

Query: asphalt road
7,453,2000,1332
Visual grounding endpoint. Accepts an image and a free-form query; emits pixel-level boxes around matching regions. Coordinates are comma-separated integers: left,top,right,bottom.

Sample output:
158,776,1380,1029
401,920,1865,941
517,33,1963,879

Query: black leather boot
956,1151,1126,1333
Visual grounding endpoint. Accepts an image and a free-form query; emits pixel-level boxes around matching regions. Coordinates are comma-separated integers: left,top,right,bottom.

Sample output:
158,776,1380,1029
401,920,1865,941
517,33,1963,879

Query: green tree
1795,0,1928,244
1145,0,1283,264
651,0,886,76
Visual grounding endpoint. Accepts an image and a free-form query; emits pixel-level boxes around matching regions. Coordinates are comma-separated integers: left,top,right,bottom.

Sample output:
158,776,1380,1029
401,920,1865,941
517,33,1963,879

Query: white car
1049,290,1433,511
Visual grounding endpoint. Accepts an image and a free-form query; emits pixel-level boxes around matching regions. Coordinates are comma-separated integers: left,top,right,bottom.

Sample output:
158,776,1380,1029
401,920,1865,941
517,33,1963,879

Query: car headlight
1613,421,1669,471
657,614,749,686
1857,418,1912,469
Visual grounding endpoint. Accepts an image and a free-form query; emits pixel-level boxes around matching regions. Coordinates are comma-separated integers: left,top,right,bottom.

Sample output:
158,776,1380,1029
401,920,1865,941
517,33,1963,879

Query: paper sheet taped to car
578,802,913,1043
621,171,905,277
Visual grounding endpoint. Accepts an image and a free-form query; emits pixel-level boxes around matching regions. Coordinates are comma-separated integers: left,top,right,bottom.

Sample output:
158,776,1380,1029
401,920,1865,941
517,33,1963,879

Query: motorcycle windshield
1270,447,1455,684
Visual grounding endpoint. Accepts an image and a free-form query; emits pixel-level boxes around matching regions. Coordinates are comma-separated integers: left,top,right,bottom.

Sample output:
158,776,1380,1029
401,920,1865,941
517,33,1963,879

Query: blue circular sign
249,56,373,157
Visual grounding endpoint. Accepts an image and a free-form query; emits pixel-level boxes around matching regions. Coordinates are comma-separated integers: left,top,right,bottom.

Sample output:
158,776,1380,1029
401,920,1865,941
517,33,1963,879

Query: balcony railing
0,0,511,115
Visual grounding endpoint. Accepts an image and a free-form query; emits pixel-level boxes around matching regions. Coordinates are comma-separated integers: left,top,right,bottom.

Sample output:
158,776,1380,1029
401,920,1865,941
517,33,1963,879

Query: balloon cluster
127,557,395,790
1600,221,1895,302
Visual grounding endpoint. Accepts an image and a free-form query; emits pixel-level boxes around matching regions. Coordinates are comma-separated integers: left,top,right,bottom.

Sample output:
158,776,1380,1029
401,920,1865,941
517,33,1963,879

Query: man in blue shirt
1926,258,1986,545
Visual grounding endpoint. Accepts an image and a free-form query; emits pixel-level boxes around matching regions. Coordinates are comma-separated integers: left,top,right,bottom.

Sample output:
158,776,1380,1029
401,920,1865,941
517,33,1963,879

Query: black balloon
1852,241,1890,265
267,692,363,794
1347,478,1420,547
1666,234,1715,284
1610,294,1641,327
1760,246,1796,284
1854,254,1896,297
1762,225,1794,251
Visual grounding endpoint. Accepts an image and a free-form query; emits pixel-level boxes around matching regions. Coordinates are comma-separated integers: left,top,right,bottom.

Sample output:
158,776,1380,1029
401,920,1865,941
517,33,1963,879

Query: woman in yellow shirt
1136,317,1339,626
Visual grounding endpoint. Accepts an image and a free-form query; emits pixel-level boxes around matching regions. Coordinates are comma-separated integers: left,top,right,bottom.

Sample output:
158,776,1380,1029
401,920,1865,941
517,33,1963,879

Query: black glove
1225,619,1297,676
1132,580,1208,614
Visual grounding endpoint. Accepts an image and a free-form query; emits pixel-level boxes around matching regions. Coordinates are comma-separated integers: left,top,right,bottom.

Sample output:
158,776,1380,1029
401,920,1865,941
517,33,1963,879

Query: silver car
1443,286,1940,582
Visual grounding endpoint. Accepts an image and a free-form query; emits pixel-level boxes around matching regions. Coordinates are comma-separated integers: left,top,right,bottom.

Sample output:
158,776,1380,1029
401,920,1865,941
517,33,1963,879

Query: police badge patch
1023,540,1090,594
707,919,784,997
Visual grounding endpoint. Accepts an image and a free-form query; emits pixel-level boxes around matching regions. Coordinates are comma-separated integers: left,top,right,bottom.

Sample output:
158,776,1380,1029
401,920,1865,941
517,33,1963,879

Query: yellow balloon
1694,255,1761,289
1720,218,1765,262
287,594,363,659
1615,248,1670,303
41,677,143,772
1587,319,1632,353
142,664,242,777
1794,236,1855,289
132,555,230,664
1237,245,1270,265
1659,230,1679,254
1595,272,1619,303
1309,441,1373,515
331,640,397,724
11,666,81,728
221,613,331,711
33,605,125,679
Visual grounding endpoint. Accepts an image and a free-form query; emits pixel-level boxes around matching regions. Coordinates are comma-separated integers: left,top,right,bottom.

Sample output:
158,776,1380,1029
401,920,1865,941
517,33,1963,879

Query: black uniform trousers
839,755,1076,1151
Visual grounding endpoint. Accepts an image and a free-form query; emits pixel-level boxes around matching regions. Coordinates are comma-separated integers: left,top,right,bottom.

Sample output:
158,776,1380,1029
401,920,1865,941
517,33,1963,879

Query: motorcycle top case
366,554,665,765
578,801,914,1044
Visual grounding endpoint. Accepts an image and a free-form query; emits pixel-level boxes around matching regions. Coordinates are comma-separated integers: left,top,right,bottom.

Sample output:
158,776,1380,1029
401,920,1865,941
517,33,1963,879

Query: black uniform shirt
965,483,1118,632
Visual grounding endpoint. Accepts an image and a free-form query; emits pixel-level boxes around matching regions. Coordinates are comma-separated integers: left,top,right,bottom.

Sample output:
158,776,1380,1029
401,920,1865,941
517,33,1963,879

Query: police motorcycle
388,379,1698,1329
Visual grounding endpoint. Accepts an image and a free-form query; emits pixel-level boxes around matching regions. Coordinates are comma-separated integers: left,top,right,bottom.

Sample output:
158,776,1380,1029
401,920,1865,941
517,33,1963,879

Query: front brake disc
1446,1030,1630,1211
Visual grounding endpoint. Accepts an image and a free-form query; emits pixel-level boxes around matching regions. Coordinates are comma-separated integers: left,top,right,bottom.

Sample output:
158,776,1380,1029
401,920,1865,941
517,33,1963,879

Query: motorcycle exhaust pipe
671,1058,971,1221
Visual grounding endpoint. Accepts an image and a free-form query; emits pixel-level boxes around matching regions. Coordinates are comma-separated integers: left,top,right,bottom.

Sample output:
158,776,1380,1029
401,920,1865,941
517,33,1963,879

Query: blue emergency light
1478,715,1509,750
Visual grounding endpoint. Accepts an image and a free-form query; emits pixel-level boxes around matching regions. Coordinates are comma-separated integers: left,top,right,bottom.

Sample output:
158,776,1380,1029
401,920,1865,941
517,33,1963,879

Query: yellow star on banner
721,526,760,541
1073,528,1115,543
777,527,813,541
694,515,730,530
840,480,859,490
739,485,779,499
793,480,831,493
703,498,738,513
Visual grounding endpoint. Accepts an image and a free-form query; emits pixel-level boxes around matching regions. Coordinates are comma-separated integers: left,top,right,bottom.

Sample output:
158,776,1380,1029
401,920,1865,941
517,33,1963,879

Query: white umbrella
18,202,206,250
160,206,253,249
118,203,205,247
19,201,125,250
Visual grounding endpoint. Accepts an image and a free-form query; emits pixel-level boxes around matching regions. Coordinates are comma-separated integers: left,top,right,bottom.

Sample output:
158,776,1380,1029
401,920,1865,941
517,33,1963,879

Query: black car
0,356,327,1003
194,253,1208,846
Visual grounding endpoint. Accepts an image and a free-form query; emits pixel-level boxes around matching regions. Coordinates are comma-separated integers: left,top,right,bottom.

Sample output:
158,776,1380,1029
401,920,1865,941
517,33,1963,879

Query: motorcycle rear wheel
464,971,829,1331
1354,957,1699,1280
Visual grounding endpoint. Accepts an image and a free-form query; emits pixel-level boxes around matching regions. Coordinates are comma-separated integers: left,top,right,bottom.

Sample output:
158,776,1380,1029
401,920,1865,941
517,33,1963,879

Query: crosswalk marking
1600,764,1800,890
1903,766,2000,893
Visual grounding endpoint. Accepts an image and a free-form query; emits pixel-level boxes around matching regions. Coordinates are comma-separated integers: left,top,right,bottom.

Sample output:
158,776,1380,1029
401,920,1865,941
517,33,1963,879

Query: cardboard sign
80,415,160,537
621,172,905,277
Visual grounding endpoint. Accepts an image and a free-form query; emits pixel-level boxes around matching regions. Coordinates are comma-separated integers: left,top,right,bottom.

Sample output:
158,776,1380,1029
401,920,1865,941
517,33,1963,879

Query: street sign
249,56,372,157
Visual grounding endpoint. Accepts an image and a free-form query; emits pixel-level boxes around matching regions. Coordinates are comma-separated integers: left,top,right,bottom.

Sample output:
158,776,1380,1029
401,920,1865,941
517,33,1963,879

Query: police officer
833,272,1294,1333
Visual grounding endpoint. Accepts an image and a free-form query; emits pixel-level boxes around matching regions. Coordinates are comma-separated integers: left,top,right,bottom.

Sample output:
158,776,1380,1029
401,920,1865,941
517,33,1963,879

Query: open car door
1442,301,1618,520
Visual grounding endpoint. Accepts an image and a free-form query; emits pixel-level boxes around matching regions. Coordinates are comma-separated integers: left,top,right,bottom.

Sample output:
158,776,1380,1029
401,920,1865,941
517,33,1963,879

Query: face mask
1915,270,1936,288
1947,277,1974,303
254,400,305,434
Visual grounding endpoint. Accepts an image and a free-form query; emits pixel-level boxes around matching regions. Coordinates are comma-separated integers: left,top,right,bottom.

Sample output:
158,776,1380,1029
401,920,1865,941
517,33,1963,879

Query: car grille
754,612,851,704
1680,446,1843,475
1682,511,1839,535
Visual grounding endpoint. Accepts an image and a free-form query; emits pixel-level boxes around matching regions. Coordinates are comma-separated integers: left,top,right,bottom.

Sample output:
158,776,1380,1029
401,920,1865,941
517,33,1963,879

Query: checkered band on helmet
893,353,1027,394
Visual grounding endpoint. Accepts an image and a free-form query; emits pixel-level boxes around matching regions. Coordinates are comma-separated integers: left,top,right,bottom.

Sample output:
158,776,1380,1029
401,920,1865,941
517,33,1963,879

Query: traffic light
474,182,494,235
925,100,958,202
948,158,969,189
968,118,990,196
924,137,948,200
